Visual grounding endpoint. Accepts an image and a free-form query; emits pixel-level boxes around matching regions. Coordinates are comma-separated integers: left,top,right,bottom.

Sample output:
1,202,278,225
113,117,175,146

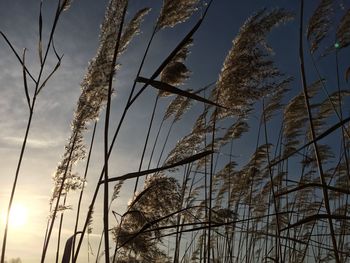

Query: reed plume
119,8,151,55
44,0,129,261
61,0,72,11
156,0,199,31
307,0,333,53
336,9,350,48
282,80,323,156
159,38,193,97
3,1,350,261
49,0,129,209
263,77,292,122
113,175,181,261
211,9,293,119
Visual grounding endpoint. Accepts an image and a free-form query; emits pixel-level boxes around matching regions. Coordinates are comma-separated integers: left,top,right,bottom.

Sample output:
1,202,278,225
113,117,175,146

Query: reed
1,0,350,262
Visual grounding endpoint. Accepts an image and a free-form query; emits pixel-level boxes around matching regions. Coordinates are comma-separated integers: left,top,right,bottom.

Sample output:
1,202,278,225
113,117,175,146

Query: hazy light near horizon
1,203,28,230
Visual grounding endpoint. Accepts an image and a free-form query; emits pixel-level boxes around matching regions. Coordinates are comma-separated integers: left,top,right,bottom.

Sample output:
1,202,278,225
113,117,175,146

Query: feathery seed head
119,7,151,55
212,9,293,119
61,0,72,11
159,38,193,96
336,9,350,48
156,0,199,31
307,0,333,53
50,0,127,203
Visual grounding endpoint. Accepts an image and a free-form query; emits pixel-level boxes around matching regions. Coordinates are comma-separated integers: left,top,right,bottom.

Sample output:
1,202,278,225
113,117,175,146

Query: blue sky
0,0,349,262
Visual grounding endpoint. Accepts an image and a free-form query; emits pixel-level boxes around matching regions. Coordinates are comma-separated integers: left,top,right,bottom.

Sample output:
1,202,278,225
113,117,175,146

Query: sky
0,0,349,262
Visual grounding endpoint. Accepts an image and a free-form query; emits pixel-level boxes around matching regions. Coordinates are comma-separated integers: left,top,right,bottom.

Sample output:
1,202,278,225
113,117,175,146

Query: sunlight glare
1,203,28,229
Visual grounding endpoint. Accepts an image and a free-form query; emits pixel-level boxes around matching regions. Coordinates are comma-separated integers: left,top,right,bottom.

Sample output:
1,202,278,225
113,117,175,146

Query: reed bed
1,0,350,262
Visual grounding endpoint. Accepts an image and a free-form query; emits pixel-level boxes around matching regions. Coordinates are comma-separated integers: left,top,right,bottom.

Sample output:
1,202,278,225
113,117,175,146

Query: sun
1,203,28,229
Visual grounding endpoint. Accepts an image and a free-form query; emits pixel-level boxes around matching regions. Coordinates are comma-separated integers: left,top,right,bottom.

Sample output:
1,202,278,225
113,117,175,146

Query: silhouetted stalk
224,140,234,262
87,233,91,263
244,117,264,263
113,206,205,254
262,100,283,262
144,211,293,238
264,192,272,263
180,231,199,262
133,95,160,194
223,152,235,262
95,201,115,262
0,33,36,83
296,151,346,262
228,199,239,262
334,48,350,178
235,205,246,263
174,163,193,262
72,122,97,263
147,115,165,170
74,24,158,263
276,123,285,261
41,129,80,262
74,3,213,260
202,96,209,263
43,203,52,251
156,120,175,167
0,96,35,263
127,0,213,107
1,1,65,262
298,1,340,262
309,53,350,139
102,4,127,262
295,154,315,262
55,194,67,263
207,89,221,262
334,48,350,261
78,5,213,258
146,79,212,171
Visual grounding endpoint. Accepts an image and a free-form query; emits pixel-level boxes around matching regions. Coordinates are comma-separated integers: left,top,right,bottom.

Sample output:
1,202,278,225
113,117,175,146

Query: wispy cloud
0,136,61,149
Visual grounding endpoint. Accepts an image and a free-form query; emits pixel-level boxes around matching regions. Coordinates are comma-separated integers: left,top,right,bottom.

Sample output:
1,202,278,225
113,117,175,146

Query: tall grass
1,0,350,262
